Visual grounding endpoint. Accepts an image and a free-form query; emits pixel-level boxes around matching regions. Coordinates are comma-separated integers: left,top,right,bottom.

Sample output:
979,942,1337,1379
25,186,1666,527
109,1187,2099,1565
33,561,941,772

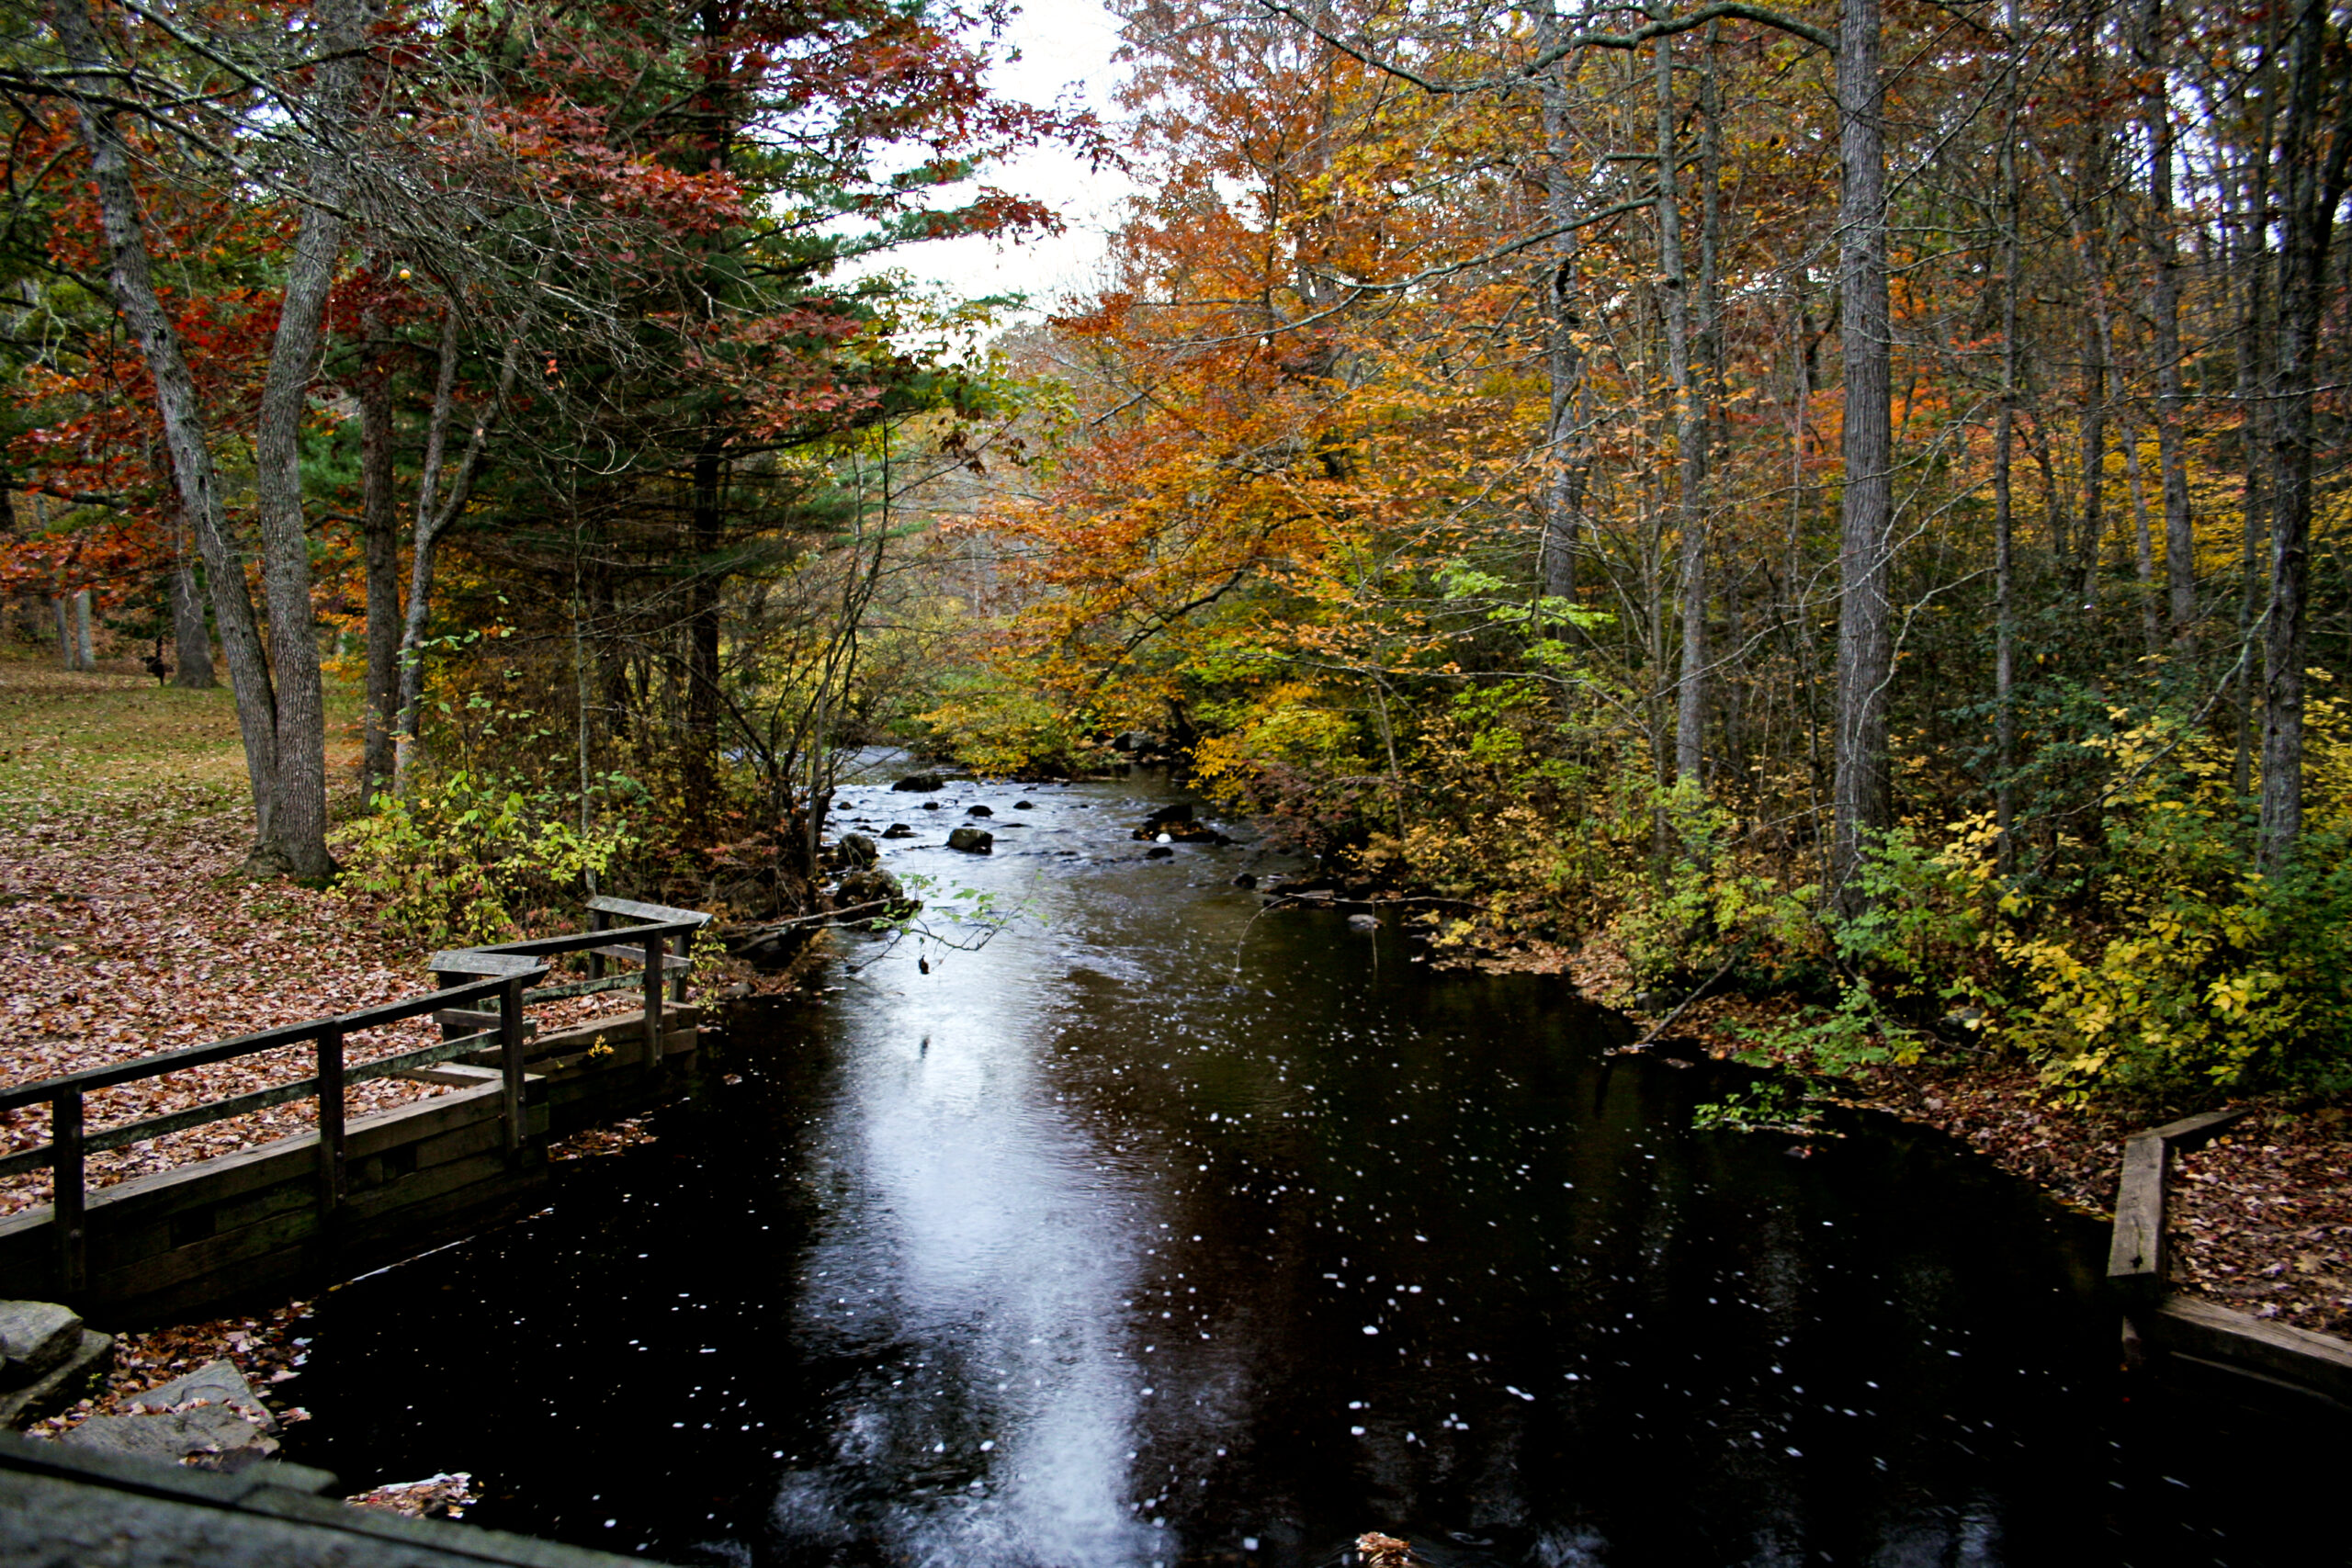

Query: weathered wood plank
583,944,692,971
2146,1106,2251,1149
427,951,546,979
0,1021,318,1113
397,1063,504,1089
2108,1132,2167,1300
522,973,642,1003
588,894,713,926
333,974,510,1032
0,1084,510,1250
2143,1292,2352,1404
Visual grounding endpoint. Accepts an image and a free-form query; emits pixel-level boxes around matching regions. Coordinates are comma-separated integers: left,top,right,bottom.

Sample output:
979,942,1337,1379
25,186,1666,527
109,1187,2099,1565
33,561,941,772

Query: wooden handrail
0,900,708,1303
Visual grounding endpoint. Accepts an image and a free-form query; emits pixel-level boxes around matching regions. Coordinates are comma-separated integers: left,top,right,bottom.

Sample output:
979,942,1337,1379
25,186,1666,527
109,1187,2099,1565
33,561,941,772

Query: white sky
843,0,1139,318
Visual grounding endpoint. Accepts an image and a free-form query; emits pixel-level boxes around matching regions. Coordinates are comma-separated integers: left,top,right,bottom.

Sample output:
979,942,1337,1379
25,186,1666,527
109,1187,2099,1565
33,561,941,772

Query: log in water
284,773,2337,1565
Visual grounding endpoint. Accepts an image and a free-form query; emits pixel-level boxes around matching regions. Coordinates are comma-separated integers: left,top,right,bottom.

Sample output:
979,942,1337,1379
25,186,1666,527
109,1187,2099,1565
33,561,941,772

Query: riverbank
0,663,688,1448
1563,937,2352,1340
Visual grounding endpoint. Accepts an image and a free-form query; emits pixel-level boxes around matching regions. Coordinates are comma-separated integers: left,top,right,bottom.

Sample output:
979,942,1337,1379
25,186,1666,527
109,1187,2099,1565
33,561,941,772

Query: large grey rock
0,1329,112,1429
835,832,878,868
891,773,944,793
62,1404,279,1472
946,827,993,854
129,1360,276,1432
0,1303,82,1389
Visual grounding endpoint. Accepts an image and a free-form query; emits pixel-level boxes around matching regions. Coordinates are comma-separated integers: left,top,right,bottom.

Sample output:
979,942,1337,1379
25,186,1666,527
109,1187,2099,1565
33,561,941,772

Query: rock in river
947,827,994,853
966,804,994,818
892,773,945,792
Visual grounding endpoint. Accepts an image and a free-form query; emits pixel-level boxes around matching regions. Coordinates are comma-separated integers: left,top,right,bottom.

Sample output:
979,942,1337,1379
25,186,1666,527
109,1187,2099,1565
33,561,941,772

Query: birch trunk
51,0,283,852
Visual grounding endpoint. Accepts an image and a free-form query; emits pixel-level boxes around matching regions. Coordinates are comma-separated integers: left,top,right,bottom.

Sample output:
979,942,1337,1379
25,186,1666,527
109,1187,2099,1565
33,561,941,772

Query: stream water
285,772,2334,1566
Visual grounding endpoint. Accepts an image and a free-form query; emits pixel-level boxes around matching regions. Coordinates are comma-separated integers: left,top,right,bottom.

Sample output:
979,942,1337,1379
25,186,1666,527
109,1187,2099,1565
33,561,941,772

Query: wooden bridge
0,897,711,1320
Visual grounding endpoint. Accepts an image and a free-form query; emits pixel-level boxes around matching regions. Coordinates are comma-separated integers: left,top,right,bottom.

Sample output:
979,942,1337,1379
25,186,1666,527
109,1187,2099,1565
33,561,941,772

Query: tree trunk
2258,0,2352,864
683,436,725,828
2139,0,2197,649
357,305,401,801
1994,14,2022,863
2122,408,2162,658
1657,32,1706,787
71,589,94,671
243,0,380,879
1534,18,1587,606
1831,0,1894,900
394,318,514,795
168,528,215,688
53,0,284,852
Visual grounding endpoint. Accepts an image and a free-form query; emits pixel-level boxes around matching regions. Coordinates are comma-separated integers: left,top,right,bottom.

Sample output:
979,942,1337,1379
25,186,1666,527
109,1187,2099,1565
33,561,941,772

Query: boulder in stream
881,824,915,840
966,804,994,818
947,827,994,853
891,773,945,793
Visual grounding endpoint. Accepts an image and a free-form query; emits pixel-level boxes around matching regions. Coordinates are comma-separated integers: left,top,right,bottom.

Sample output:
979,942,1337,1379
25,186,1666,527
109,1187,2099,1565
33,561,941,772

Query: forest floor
1563,936,2352,1339
0,657,660,1474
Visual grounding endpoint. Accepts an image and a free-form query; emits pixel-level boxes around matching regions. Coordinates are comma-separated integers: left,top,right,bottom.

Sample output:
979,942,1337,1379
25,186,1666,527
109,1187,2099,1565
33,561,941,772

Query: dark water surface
286,774,2333,1566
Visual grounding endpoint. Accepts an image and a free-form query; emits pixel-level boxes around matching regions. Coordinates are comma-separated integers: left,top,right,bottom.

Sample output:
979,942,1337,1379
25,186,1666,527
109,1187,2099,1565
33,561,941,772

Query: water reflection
285,773,2335,1567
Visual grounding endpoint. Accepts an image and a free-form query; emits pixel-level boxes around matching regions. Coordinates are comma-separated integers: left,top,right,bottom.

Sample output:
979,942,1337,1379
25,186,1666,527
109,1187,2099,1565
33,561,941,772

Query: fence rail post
53,1089,85,1296
641,931,664,1069
499,975,526,1157
317,1024,346,1213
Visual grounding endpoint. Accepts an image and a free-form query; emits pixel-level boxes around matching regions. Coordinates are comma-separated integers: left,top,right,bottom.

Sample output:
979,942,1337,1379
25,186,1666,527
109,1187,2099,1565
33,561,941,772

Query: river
285,771,2333,1565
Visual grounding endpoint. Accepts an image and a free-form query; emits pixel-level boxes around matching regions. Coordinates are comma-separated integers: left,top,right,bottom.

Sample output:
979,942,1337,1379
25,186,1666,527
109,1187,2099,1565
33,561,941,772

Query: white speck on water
980,1440,995,1451
1243,1538,1260,1551
1363,1325,1379,1336
1351,1425,1366,1435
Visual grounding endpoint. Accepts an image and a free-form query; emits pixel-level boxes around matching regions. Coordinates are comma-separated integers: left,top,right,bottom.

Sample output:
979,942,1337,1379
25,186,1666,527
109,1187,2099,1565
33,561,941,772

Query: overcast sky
842,0,1138,317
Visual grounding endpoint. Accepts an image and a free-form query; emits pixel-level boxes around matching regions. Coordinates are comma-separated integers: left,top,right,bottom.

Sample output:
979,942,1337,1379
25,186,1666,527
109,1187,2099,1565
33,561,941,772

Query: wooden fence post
317,1024,346,1213
642,931,664,1069
52,1090,85,1296
499,975,527,1157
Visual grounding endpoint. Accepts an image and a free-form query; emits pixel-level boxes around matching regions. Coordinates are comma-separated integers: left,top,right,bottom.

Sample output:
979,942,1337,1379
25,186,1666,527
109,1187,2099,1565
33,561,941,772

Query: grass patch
0,655,367,827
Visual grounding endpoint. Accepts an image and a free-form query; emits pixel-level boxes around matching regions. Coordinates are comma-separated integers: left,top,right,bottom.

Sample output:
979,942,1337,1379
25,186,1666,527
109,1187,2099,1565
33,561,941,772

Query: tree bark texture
167,544,215,688
1657,34,1707,787
2258,0,2352,864
52,0,283,850
1831,0,1894,899
2138,0,2197,648
357,304,401,800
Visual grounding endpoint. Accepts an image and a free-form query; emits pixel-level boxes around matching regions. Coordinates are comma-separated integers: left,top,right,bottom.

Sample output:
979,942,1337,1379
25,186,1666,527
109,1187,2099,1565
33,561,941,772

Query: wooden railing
0,896,709,1294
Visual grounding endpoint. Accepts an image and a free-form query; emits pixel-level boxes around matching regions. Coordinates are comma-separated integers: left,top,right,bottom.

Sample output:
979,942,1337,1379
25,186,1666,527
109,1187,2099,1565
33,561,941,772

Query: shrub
336,771,637,948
